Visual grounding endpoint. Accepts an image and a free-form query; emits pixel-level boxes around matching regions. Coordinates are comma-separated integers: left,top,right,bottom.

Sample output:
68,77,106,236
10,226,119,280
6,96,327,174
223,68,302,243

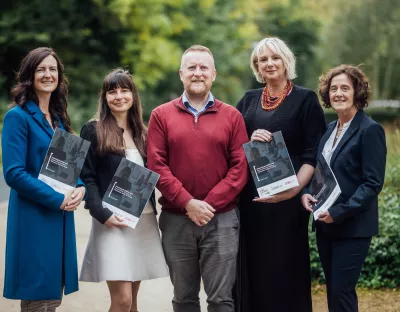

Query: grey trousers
159,209,240,312
21,300,62,312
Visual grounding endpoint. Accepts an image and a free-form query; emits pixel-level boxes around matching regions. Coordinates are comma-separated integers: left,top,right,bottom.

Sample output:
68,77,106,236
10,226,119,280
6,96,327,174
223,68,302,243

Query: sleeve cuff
175,191,194,211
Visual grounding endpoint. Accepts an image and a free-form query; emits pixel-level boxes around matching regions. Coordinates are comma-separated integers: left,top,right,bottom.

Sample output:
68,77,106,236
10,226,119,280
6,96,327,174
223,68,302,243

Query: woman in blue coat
2,47,86,311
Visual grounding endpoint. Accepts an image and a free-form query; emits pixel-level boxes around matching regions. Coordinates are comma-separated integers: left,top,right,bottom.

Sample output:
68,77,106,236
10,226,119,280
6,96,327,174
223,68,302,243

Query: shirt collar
182,92,214,110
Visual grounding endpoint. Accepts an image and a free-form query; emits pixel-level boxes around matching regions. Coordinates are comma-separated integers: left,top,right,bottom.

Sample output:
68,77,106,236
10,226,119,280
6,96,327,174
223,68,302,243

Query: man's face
179,51,216,98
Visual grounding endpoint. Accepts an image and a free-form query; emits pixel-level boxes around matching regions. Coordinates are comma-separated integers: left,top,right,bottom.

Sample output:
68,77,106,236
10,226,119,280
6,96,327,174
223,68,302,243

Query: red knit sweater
147,97,249,214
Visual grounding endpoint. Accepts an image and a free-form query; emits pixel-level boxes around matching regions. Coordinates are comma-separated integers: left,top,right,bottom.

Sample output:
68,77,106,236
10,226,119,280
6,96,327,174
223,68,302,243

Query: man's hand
185,199,215,226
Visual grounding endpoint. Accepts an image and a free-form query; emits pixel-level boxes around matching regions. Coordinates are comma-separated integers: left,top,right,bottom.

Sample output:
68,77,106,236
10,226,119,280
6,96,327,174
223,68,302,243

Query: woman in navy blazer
302,65,386,312
2,47,86,311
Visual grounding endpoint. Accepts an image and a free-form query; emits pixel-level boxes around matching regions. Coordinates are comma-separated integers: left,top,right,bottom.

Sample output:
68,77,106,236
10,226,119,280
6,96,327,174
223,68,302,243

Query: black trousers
316,234,371,312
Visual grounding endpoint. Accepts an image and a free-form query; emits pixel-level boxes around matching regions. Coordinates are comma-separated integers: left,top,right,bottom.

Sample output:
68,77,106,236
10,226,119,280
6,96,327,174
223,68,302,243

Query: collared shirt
182,92,214,117
322,116,355,164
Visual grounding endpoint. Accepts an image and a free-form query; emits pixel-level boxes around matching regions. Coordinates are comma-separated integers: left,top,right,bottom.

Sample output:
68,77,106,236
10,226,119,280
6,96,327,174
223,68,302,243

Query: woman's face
34,55,59,95
106,87,133,114
329,73,355,114
257,46,286,83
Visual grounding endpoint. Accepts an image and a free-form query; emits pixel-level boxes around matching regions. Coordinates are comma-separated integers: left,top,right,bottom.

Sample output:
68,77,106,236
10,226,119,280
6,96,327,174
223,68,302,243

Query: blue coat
2,101,81,300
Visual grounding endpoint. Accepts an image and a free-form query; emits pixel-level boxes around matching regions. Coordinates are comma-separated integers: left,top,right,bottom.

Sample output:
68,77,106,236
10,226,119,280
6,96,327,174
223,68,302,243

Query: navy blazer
315,110,386,238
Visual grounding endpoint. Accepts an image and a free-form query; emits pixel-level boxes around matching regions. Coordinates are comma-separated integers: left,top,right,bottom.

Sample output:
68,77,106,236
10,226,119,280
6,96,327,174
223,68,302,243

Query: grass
312,286,400,311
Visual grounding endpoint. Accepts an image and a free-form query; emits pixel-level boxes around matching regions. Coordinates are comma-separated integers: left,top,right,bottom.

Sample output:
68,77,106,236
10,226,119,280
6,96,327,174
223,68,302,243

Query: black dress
236,85,326,312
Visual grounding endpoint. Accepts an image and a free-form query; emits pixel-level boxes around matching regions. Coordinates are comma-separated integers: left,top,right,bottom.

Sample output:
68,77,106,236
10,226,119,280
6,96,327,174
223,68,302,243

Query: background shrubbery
309,124,400,288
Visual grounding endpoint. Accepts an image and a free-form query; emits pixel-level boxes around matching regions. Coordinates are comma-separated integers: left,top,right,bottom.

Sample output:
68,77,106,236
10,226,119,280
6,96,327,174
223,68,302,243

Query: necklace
335,127,343,139
332,126,344,148
261,80,293,111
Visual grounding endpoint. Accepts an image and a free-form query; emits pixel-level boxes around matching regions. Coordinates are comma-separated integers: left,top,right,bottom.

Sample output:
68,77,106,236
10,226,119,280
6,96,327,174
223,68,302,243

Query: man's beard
185,81,210,98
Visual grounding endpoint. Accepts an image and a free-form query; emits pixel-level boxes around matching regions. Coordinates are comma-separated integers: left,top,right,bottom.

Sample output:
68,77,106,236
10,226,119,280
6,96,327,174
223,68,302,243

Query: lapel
330,110,364,167
318,121,336,155
25,100,55,139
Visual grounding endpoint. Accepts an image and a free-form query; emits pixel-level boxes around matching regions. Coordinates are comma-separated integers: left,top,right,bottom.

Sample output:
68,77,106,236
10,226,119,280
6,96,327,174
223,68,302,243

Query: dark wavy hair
95,68,147,160
10,47,72,132
318,64,371,109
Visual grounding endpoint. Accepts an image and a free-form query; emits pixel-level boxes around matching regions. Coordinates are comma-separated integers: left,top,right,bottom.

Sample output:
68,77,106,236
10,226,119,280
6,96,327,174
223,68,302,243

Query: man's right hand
185,199,216,227
104,215,129,228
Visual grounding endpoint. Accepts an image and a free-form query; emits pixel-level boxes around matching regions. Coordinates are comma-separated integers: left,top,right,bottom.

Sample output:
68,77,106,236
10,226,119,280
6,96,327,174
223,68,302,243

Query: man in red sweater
147,45,249,312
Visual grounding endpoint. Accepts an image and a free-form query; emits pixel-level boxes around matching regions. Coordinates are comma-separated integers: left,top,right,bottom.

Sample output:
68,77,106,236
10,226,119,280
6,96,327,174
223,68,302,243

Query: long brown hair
96,68,147,159
10,47,72,132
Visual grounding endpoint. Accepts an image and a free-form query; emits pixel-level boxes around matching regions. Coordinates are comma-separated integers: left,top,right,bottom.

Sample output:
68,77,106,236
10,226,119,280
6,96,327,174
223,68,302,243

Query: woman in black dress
236,37,326,311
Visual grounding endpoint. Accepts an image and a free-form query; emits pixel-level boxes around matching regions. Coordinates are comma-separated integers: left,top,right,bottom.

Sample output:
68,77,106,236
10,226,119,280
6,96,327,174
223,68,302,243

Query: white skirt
79,213,169,282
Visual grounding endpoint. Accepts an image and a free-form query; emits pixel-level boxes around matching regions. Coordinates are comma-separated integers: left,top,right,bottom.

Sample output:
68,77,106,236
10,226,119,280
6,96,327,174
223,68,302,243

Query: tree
253,2,321,89
319,0,400,99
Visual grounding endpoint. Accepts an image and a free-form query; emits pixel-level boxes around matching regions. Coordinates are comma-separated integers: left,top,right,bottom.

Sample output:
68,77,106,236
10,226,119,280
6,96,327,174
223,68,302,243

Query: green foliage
309,126,400,288
0,0,265,124
118,0,261,107
324,108,400,124
254,3,320,89
0,0,122,127
318,0,400,99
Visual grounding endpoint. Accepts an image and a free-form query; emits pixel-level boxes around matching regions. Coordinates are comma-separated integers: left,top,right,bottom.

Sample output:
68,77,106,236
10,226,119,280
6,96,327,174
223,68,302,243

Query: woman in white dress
79,68,169,312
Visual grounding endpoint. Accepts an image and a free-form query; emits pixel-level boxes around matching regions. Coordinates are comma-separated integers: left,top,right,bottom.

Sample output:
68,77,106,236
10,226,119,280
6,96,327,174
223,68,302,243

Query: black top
80,121,156,224
315,110,386,238
237,85,327,200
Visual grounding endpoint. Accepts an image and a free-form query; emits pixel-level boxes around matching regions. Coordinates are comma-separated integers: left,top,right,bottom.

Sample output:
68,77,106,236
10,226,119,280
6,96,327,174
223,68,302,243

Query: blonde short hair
180,45,215,70
250,37,297,83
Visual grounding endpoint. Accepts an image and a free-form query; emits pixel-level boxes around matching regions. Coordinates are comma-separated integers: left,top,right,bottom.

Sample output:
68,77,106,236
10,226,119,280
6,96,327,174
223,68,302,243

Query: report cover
38,128,90,194
243,131,299,198
309,154,341,220
102,157,160,229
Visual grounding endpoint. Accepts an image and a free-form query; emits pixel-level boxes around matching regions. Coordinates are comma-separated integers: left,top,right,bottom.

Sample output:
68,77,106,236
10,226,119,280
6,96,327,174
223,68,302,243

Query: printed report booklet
38,127,90,194
243,131,299,198
102,157,160,229
309,154,341,220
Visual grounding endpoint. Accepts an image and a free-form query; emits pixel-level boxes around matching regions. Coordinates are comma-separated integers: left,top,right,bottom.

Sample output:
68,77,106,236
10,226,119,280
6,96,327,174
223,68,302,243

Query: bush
309,125,400,288
324,107,400,124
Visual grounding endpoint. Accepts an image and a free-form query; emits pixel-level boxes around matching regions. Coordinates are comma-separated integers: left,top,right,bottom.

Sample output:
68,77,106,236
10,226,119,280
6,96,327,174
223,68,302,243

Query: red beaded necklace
261,80,293,111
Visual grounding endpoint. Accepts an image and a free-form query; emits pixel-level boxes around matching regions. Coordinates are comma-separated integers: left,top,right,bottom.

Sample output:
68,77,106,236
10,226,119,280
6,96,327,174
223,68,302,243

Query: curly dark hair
318,64,371,109
10,47,72,132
